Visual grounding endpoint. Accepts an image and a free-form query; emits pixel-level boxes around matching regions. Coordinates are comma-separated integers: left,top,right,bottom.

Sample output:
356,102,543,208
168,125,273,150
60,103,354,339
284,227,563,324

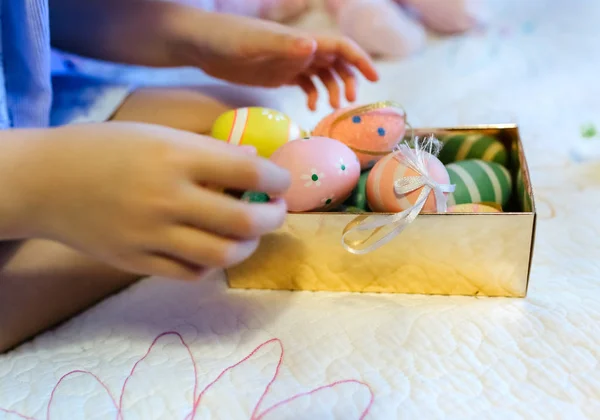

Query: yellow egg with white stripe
446,159,512,208
210,107,307,158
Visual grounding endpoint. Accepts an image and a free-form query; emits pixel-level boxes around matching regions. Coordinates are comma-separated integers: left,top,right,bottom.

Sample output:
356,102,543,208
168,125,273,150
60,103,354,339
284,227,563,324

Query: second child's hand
170,11,380,110
49,0,379,110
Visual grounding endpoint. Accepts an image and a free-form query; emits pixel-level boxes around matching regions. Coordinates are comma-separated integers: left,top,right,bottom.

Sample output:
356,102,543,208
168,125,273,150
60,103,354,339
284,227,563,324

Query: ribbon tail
433,187,447,213
342,187,430,254
433,183,456,212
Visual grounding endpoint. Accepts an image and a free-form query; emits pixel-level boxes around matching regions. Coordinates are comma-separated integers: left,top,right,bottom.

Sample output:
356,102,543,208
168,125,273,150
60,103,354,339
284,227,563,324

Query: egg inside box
227,125,537,298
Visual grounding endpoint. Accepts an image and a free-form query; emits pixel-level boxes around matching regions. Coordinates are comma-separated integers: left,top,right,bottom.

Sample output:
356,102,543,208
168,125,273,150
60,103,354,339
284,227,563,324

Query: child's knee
111,85,282,134
111,87,230,134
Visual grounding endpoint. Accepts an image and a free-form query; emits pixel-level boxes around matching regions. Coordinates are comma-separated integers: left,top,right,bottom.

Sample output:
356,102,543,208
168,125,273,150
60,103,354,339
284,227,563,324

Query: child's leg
0,240,140,352
109,85,282,133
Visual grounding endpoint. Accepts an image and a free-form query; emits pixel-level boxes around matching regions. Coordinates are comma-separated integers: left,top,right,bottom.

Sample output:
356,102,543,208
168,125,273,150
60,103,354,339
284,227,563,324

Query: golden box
226,124,536,297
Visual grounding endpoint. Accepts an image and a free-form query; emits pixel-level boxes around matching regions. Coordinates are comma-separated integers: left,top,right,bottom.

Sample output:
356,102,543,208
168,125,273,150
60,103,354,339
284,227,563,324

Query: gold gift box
226,124,536,297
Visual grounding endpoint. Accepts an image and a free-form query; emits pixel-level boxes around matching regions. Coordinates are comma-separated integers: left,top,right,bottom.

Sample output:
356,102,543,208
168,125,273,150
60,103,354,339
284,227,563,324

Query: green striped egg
516,169,533,212
446,159,512,207
439,134,508,166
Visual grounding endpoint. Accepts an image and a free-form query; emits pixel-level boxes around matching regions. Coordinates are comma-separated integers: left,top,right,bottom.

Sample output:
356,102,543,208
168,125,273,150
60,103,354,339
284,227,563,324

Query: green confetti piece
581,123,598,139
241,191,270,203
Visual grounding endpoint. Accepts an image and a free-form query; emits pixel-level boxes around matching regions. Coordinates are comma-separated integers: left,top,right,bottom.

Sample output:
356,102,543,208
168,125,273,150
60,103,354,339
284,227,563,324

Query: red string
46,370,119,419
0,331,374,420
254,379,374,420
117,332,198,420
0,407,36,420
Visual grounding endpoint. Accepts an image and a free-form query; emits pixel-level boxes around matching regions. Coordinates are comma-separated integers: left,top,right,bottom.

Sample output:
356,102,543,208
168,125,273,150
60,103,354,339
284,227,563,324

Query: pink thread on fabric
118,332,199,420
47,369,119,419
0,407,36,420
0,331,374,420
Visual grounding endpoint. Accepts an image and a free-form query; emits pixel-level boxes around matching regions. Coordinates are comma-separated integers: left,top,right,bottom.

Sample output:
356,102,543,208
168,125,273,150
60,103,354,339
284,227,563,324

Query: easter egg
330,205,367,213
447,203,502,213
312,104,407,170
211,107,307,158
366,150,450,213
516,169,533,212
344,206,368,213
241,191,270,203
438,133,508,166
344,170,370,210
270,136,361,212
446,160,512,208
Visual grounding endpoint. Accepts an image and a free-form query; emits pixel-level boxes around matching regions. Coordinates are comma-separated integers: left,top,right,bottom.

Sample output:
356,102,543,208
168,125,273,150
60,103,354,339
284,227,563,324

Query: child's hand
15,122,290,280
50,1,377,110
172,12,380,110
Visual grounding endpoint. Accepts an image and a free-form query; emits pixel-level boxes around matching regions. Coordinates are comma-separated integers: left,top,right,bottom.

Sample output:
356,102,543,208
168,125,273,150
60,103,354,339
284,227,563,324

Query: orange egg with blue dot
312,104,407,170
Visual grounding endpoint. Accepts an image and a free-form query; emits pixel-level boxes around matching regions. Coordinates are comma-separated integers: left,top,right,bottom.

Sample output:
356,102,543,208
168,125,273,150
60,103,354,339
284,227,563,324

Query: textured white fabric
2,0,600,418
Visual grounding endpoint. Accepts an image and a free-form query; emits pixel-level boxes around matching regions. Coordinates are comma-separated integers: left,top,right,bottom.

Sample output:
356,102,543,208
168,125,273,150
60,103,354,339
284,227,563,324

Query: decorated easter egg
241,191,270,203
438,133,508,166
330,205,367,213
312,104,407,170
269,136,361,212
366,150,450,213
211,107,307,158
516,169,533,212
344,170,371,210
344,206,368,213
446,160,512,208
447,203,502,213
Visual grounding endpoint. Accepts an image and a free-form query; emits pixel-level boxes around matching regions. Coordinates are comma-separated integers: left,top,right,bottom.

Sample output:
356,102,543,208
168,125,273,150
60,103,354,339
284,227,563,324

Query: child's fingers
187,149,291,195
316,35,379,82
181,186,287,239
316,67,341,109
238,145,257,155
161,226,259,268
294,75,319,111
232,18,317,59
333,60,357,102
313,53,336,68
136,253,205,281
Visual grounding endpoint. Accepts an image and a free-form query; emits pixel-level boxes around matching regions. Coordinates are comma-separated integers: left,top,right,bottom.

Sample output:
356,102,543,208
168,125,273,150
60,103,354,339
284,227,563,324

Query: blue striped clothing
1,0,133,129
1,0,52,128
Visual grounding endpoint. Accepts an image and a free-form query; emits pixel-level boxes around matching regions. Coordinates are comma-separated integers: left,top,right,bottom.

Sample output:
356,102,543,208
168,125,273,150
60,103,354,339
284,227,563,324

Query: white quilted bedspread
2,0,600,418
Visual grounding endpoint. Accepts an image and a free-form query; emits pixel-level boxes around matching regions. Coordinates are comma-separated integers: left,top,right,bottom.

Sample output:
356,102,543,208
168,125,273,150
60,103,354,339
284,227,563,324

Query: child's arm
0,239,139,352
49,0,185,68
48,0,378,110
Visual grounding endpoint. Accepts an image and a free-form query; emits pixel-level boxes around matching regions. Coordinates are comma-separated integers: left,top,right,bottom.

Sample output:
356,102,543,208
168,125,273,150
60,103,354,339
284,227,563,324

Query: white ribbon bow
342,138,455,255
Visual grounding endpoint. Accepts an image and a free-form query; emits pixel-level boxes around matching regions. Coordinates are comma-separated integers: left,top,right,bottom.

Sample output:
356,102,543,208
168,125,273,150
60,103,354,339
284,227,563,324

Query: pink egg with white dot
313,105,407,170
270,136,361,212
366,149,450,213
